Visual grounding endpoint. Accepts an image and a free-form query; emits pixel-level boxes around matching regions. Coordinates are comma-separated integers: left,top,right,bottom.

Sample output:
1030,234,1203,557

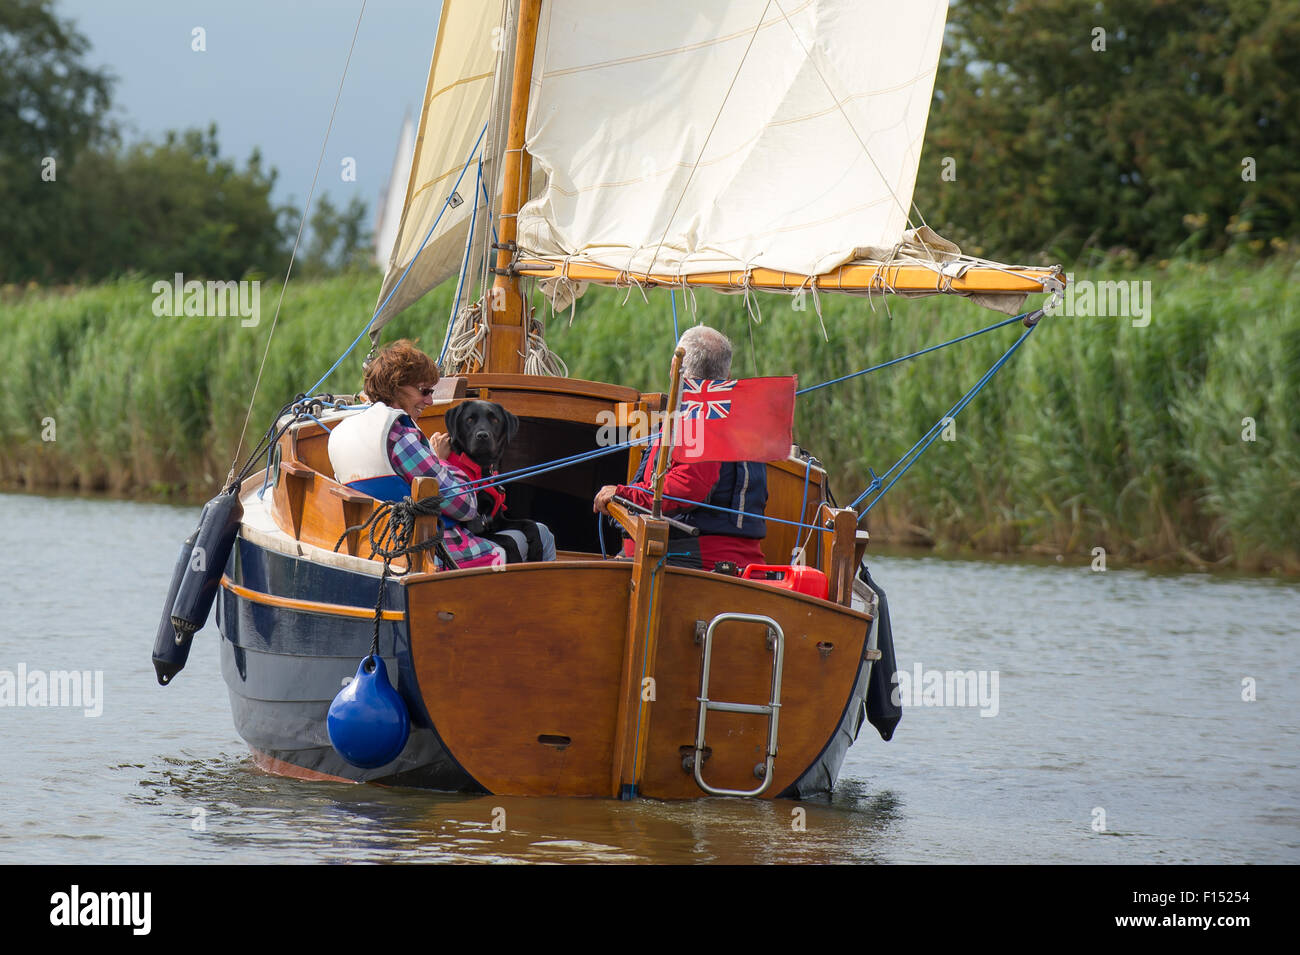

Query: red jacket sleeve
617,443,720,513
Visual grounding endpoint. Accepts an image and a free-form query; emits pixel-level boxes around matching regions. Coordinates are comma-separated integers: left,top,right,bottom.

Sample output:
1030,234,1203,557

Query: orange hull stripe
221,576,404,622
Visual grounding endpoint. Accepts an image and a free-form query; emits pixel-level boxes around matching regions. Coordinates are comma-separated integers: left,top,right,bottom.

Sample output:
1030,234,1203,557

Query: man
593,325,767,571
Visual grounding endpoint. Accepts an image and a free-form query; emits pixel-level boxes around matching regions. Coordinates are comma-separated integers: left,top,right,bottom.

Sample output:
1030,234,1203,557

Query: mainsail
518,0,947,279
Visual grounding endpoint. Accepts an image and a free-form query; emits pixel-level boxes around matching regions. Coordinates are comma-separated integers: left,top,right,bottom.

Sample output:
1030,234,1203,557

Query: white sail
373,0,513,333
373,111,415,269
517,0,949,279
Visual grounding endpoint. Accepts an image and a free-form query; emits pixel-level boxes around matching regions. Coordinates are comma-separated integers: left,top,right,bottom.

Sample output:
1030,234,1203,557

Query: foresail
517,0,950,284
372,0,513,336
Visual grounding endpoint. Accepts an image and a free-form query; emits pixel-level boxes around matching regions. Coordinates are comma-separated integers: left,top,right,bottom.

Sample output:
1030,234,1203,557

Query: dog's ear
444,403,466,453
502,408,519,444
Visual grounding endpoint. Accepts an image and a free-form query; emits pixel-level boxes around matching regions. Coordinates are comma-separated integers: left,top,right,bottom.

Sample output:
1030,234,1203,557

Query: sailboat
152,0,1062,799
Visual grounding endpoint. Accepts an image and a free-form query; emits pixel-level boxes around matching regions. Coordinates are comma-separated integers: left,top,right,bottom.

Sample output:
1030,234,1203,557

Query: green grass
2,257,1297,571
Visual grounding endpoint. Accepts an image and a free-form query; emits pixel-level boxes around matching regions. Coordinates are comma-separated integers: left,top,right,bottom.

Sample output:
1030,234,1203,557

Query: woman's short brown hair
362,339,440,406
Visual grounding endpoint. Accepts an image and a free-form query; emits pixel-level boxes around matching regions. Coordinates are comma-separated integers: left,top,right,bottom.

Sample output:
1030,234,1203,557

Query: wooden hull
217,531,876,798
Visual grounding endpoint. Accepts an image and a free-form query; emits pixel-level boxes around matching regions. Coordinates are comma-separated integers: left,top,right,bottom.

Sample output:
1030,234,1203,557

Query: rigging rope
431,310,1045,520
851,318,1042,516
795,311,1028,396
660,494,832,536
794,453,813,562
524,313,570,377
441,302,489,374
229,0,369,483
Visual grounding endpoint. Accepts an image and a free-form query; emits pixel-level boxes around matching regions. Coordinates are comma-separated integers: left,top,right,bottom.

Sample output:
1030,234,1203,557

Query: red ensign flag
669,376,796,464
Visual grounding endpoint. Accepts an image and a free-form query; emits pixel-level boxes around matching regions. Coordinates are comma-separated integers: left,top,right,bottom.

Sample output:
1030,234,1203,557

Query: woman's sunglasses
411,385,436,397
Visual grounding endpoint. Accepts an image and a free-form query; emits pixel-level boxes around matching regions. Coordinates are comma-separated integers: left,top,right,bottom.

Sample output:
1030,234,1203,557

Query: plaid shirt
387,417,502,569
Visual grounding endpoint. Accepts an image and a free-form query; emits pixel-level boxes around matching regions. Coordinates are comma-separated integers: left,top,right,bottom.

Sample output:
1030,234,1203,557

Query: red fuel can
741,564,830,601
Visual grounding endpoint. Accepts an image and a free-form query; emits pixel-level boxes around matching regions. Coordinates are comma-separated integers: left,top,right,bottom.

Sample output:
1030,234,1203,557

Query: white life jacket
327,402,411,501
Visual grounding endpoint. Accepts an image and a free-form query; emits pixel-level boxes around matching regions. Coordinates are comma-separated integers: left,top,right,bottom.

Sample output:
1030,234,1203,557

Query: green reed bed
1,258,1296,571
0,272,455,496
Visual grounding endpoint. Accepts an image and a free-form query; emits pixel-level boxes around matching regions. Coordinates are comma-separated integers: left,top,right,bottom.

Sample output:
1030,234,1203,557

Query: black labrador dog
443,400,548,562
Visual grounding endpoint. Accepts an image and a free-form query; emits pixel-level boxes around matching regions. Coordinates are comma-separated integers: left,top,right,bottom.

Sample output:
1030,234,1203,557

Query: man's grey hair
677,325,732,379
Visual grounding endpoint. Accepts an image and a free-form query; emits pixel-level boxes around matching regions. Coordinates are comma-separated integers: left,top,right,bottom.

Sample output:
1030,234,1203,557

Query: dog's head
445,400,519,470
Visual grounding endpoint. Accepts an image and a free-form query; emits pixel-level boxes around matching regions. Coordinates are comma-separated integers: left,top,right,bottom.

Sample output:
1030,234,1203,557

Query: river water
1,491,1296,864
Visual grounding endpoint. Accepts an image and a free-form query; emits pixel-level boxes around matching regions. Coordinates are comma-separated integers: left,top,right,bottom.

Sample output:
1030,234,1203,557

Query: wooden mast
483,0,542,375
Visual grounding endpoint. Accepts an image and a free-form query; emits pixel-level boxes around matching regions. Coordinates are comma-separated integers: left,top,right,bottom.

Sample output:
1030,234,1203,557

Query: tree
913,0,1300,263
50,125,292,281
0,0,113,281
3,4,292,283
300,194,372,275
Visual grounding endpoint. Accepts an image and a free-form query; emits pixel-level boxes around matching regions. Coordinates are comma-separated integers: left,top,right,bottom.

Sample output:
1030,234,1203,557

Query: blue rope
851,321,1039,513
441,157,483,365
436,430,832,537
670,289,680,342
439,429,659,498
306,120,489,395
661,494,831,535
795,311,1027,396
435,426,834,536
433,427,826,538
794,455,812,561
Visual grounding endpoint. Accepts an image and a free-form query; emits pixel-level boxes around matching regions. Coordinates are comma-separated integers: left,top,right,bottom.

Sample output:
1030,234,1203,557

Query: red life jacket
446,451,507,519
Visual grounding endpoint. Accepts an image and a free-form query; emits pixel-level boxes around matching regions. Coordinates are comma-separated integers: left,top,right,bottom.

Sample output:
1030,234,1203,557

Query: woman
327,339,503,569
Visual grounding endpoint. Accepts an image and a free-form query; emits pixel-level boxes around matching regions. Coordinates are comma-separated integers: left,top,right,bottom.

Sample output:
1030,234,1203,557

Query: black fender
156,490,243,685
151,529,198,686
